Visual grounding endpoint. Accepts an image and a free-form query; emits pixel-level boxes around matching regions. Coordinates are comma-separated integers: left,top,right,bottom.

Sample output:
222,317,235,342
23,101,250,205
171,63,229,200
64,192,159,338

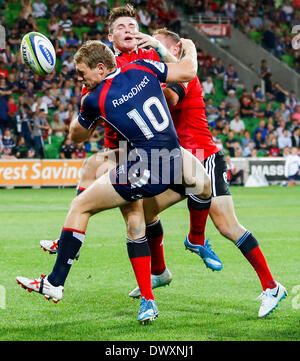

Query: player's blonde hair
108,4,138,33
152,28,181,44
74,40,116,70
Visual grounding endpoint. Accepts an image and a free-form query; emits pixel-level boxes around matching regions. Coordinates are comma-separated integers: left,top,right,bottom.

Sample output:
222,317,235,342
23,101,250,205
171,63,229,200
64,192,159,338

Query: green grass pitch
0,186,299,341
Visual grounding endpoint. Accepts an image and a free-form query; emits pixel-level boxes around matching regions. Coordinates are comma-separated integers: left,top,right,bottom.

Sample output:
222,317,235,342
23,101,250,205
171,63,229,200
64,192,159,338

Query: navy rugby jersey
78,59,180,153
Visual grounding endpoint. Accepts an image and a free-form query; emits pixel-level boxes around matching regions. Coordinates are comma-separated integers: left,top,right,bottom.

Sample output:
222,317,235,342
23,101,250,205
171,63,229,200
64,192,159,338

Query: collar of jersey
105,68,121,80
114,48,139,57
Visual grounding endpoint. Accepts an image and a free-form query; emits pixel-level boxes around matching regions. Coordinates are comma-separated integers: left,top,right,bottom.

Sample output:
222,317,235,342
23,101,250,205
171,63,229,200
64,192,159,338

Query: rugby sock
127,236,154,300
187,195,212,246
77,186,86,195
47,228,85,287
146,218,166,276
236,231,276,290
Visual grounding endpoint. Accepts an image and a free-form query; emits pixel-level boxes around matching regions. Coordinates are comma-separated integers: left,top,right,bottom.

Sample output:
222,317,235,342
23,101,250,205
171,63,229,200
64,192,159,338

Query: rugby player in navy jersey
16,39,212,324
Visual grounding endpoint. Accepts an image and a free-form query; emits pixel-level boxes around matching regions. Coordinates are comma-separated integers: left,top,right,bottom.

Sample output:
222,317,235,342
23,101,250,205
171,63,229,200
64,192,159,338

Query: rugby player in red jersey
128,28,286,318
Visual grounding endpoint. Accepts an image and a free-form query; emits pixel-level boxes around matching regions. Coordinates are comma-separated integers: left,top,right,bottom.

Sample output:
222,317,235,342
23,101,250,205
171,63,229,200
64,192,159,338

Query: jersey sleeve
134,59,168,83
78,93,102,130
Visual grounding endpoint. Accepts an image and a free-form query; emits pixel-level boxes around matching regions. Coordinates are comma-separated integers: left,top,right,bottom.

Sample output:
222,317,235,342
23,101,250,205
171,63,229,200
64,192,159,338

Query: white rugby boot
257,281,287,318
129,267,172,298
16,275,64,303
40,239,80,260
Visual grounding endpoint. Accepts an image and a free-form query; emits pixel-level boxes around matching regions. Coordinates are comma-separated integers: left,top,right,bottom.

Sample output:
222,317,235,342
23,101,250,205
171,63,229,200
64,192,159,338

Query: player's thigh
74,172,128,215
209,195,246,241
95,149,119,179
181,147,210,196
81,150,118,180
120,200,146,239
143,189,185,224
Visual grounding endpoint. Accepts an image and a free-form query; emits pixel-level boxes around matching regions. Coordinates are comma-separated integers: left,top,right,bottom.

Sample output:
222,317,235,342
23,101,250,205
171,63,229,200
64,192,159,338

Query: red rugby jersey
81,48,160,148
168,76,219,161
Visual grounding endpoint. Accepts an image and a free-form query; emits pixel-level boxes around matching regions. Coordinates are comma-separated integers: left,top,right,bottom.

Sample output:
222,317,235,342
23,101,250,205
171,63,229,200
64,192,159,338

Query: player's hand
180,38,197,56
134,31,159,49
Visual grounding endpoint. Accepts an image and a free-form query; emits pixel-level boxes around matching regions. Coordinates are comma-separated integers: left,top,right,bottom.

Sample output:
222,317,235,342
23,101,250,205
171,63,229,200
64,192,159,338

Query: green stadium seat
248,31,262,44
36,18,50,36
73,26,91,39
44,144,60,159
50,135,64,146
7,2,22,11
2,9,19,27
242,118,261,136
281,54,294,68
259,102,267,111
55,58,62,73
257,151,267,157
271,102,281,111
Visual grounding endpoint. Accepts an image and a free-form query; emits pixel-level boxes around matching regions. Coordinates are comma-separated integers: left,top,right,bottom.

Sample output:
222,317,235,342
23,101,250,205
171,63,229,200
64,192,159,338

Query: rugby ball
20,32,56,75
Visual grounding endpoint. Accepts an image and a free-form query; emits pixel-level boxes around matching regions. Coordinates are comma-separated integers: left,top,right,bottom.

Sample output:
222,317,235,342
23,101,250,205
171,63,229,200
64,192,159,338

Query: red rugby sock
236,231,276,290
127,237,154,300
187,196,211,246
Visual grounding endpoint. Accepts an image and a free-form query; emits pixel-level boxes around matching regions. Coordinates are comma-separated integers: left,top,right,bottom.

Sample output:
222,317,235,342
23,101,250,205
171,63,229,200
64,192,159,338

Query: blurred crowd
179,0,300,70
0,0,299,162
197,54,300,158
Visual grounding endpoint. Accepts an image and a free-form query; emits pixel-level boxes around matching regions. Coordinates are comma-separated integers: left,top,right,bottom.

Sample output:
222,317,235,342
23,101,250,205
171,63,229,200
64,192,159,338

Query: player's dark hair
152,28,181,44
74,40,116,70
108,4,138,33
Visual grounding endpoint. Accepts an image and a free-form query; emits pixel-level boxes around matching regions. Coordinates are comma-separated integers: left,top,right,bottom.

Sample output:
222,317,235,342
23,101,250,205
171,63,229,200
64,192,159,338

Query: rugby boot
129,267,172,298
137,297,159,325
40,239,80,260
16,274,64,303
184,236,223,271
256,281,287,318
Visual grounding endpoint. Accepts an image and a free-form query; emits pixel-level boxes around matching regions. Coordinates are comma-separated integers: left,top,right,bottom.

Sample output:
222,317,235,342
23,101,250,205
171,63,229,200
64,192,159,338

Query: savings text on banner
0,159,84,187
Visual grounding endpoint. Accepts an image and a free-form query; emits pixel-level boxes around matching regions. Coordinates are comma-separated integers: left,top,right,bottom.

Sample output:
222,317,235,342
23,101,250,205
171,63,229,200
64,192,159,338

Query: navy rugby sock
48,228,85,287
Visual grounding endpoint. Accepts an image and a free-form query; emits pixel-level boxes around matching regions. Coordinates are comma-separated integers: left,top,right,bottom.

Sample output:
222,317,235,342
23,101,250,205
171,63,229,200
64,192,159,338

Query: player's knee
126,215,145,240
80,156,97,181
69,197,81,217
69,195,91,217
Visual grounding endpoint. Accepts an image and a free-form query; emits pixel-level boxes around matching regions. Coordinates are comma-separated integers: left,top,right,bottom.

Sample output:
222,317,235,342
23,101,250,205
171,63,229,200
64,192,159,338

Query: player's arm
69,118,94,143
163,87,180,107
135,31,178,63
163,83,186,107
165,39,197,83
70,93,101,143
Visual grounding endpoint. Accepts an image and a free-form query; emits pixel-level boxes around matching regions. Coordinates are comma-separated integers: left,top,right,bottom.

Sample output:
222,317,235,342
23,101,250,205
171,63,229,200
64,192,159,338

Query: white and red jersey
167,76,219,161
